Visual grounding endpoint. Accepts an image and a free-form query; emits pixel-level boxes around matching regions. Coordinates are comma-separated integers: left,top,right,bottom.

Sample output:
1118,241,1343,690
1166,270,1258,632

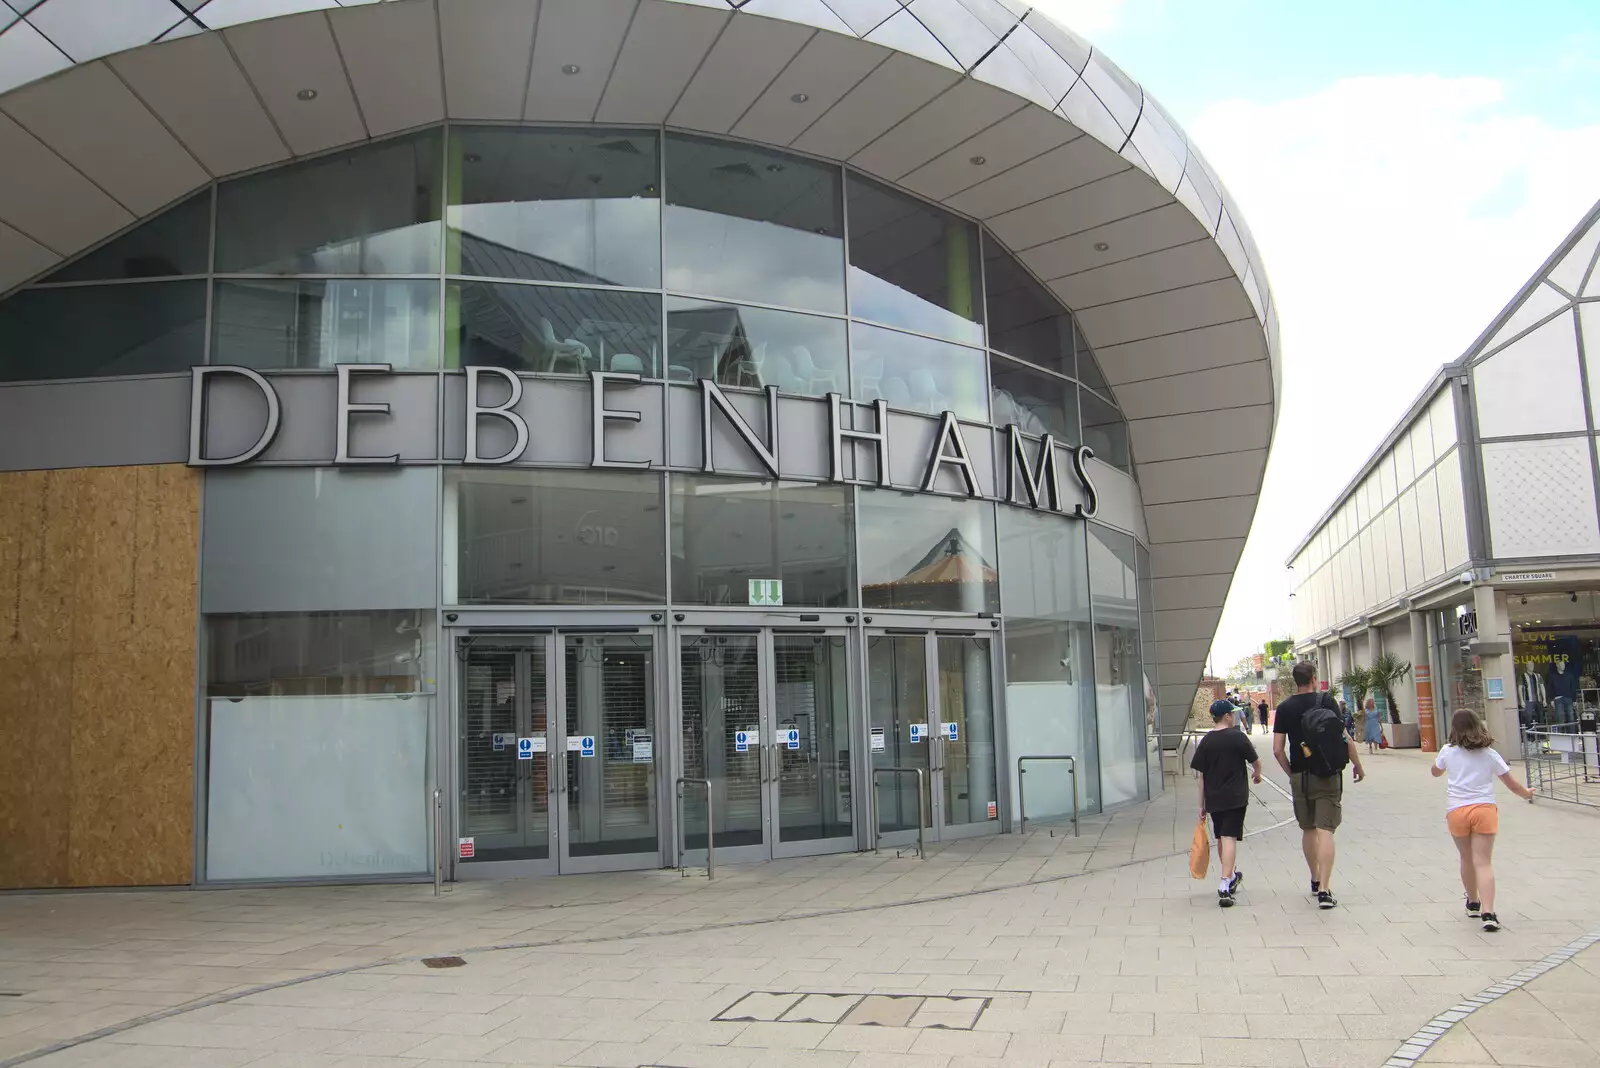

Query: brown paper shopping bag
1189,817,1210,880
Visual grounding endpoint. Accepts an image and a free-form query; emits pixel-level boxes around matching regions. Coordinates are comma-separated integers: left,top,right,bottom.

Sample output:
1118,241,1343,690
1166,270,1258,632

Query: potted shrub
1369,653,1417,748
1336,665,1371,718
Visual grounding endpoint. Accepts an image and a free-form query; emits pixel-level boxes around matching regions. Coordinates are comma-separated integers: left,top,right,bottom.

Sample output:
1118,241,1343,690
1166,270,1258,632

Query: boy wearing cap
1191,698,1264,907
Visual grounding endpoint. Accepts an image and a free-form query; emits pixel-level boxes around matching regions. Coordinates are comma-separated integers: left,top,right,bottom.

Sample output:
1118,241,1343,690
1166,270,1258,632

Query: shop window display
1510,591,1600,726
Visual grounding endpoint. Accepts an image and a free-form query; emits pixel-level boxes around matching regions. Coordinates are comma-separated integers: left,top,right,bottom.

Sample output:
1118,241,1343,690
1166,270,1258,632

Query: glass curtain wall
1089,524,1148,807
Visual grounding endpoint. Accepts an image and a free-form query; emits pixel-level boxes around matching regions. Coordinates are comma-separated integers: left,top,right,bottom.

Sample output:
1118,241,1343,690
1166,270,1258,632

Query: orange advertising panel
1415,664,1437,752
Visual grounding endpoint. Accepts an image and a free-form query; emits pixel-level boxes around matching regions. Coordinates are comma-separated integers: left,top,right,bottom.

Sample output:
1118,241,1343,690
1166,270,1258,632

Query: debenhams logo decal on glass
186,364,1098,518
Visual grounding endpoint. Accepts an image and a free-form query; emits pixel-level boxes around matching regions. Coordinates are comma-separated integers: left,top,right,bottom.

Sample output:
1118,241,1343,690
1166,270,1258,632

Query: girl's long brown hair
1448,709,1494,750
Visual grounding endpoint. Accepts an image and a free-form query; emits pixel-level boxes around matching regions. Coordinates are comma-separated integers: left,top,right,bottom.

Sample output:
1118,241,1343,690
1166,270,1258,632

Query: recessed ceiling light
1093,241,1110,252
969,155,986,165
296,88,318,101
765,163,784,173
791,92,809,103
464,153,482,164
562,63,581,75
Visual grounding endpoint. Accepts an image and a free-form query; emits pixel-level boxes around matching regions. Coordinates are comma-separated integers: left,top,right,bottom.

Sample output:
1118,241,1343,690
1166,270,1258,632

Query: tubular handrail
676,777,714,880
871,767,927,860
1017,754,1078,838
432,787,443,896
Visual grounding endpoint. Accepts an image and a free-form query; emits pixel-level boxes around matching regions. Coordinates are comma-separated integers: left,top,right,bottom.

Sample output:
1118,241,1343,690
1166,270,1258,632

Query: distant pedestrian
1239,694,1253,734
1431,710,1535,933
1338,699,1356,740
1257,700,1270,731
1192,699,1263,907
1362,696,1384,753
1274,664,1366,909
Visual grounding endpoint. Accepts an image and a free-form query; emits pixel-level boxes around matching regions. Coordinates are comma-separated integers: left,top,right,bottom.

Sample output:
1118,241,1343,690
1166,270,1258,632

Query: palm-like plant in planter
1368,652,1413,725
1336,666,1372,713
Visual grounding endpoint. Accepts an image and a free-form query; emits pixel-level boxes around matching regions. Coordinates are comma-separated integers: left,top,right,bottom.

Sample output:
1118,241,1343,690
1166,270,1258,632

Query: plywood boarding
0,465,199,888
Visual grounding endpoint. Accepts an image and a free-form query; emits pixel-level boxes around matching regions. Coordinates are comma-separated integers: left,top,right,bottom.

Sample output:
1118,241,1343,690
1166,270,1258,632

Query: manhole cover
422,956,466,969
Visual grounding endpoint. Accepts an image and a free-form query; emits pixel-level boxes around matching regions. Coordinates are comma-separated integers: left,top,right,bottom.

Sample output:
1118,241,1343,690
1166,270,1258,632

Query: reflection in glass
680,634,763,849
671,477,854,607
212,279,439,369
847,173,982,345
851,321,988,421
938,636,998,827
451,469,666,605
1073,321,1109,393
774,634,853,843
449,281,661,375
1089,524,1147,807
460,641,549,861
664,134,844,312
564,634,657,857
869,634,931,833
1081,389,1130,472
997,506,1100,814
0,281,206,382
984,244,1074,375
44,190,211,282
207,610,434,696
215,130,441,274
665,297,845,394
447,127,660,288
858,492,998,612
990,354,1079,442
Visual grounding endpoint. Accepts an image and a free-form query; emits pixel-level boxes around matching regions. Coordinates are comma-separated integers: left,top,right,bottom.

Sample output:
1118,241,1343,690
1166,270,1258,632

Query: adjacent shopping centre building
0,0,1277,888
1290,201,1600,753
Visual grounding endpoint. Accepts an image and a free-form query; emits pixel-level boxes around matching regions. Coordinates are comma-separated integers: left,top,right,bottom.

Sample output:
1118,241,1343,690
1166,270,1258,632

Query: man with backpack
1273,662,1366,909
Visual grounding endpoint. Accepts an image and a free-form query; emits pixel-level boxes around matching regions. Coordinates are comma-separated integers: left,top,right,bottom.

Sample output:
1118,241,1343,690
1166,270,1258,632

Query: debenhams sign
187,364,1099,518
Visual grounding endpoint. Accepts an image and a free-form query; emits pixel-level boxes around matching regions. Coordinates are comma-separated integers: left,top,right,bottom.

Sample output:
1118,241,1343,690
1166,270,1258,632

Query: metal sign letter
187,365,281,467
591,371,649,469
1005,425,1060,512
827,394,891,487
700,379,779,477
920,411,981,497
1071,444,1099,518
334,363,399,465
465,366,529,465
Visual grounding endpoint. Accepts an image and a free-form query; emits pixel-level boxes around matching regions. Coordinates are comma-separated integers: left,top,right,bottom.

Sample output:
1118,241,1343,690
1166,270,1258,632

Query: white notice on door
566,736,582,752
529,736,547,753
633,739,653,763
870,727,886,752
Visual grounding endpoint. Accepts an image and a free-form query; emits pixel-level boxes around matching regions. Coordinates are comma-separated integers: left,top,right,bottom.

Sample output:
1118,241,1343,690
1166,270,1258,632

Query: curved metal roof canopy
0,0,1280,739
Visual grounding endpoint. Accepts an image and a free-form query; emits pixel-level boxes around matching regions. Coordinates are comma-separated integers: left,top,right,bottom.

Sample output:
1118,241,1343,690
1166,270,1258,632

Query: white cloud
1186,74,1600,673
1027,0,1126,36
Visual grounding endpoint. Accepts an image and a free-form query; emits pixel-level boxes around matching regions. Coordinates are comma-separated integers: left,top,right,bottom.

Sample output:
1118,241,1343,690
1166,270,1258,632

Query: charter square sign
186,364,1100,519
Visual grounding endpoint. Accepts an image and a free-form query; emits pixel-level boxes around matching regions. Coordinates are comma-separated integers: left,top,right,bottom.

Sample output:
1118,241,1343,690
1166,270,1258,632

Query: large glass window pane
997,507,1099,815
664,134,844,312
858,491,998,612
0,281,205,382
215,131,442,274
448,127,660,288
1476,311,1584,438
451,469,666,605
847,173,982,345
665,297,846,394
851,321,987,420
450,281,661,375
1089,524,1147,807
212,279,439,369
1081,389,1130,472
204,611,434,881
1073,321,1109,393
990,354,1078,442
43,190,211,282
670,477,853,607
984,242,1073,375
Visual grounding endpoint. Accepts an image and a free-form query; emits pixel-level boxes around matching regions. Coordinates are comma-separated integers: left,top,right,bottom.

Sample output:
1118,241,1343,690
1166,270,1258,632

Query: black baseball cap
1209,699,1236,719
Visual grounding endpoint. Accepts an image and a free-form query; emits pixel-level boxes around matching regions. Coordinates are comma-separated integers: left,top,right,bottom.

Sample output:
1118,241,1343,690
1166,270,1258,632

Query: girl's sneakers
1466,899,1482,918
1481,912,1501,932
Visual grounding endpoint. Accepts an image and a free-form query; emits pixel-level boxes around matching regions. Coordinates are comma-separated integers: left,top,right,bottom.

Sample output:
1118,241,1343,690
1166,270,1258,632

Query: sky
1033,0,1600,675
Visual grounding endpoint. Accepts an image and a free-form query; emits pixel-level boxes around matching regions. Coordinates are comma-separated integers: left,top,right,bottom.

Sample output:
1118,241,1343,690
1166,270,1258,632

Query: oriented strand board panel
0,464,198,889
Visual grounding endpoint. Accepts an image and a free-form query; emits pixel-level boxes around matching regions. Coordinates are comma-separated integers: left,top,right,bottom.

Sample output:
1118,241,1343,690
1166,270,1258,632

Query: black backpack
1299,695,1350,778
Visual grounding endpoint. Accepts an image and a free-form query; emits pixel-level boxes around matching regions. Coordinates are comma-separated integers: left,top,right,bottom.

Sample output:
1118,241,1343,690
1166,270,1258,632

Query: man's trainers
1317,890,1337,910
1218,890,1235,908
1229,871,1244,895
1481,912,1500,932
1466,899,1482,918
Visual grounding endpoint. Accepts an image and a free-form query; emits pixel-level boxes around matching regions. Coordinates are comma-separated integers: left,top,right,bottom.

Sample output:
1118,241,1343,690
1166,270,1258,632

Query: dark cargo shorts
1291,772,1343,831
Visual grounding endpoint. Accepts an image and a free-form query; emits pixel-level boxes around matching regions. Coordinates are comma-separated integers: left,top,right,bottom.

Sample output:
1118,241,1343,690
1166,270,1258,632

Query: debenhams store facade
0,0,1277,888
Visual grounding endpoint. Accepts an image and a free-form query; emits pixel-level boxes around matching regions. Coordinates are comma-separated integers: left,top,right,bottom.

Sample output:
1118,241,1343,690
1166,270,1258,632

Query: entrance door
866,628,1000,845
457,629,660,873
678,627,855,862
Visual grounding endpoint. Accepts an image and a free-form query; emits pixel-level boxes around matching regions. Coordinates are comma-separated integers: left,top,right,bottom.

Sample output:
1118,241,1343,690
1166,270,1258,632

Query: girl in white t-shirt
1430,709,1534,932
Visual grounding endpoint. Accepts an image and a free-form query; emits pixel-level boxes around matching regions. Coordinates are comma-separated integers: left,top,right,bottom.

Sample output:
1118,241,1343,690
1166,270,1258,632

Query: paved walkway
2,747,1598,1067
1418,939,1600,1067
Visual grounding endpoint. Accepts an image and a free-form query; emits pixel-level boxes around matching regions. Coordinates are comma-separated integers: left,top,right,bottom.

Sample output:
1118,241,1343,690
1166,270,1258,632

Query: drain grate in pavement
714,991,989,1029
421,956,467,969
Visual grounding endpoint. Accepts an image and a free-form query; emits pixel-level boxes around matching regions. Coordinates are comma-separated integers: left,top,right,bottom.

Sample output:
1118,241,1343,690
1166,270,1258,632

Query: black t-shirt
1189,728,1258,811
1274,691,1333,772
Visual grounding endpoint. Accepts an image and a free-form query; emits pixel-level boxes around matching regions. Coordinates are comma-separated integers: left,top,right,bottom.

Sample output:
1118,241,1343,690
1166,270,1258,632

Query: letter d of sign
188,365,281,467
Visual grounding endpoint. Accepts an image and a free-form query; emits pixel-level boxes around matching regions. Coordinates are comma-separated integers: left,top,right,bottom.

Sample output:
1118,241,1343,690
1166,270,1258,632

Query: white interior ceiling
0,0,1280,740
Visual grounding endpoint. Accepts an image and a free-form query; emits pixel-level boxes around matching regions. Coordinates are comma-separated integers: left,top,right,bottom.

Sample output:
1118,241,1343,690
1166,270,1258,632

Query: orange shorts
1447,804,1499,838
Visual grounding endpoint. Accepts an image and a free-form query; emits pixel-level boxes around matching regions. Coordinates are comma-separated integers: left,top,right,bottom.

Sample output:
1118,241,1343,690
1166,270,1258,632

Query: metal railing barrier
1522,722,1600,808
871,767,927,859
676,777,715,879
432,787,443,897
1017,754,1079,838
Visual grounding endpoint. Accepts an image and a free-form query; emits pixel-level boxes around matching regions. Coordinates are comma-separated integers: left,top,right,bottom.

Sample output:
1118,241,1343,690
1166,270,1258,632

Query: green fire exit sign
748,579,783,606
